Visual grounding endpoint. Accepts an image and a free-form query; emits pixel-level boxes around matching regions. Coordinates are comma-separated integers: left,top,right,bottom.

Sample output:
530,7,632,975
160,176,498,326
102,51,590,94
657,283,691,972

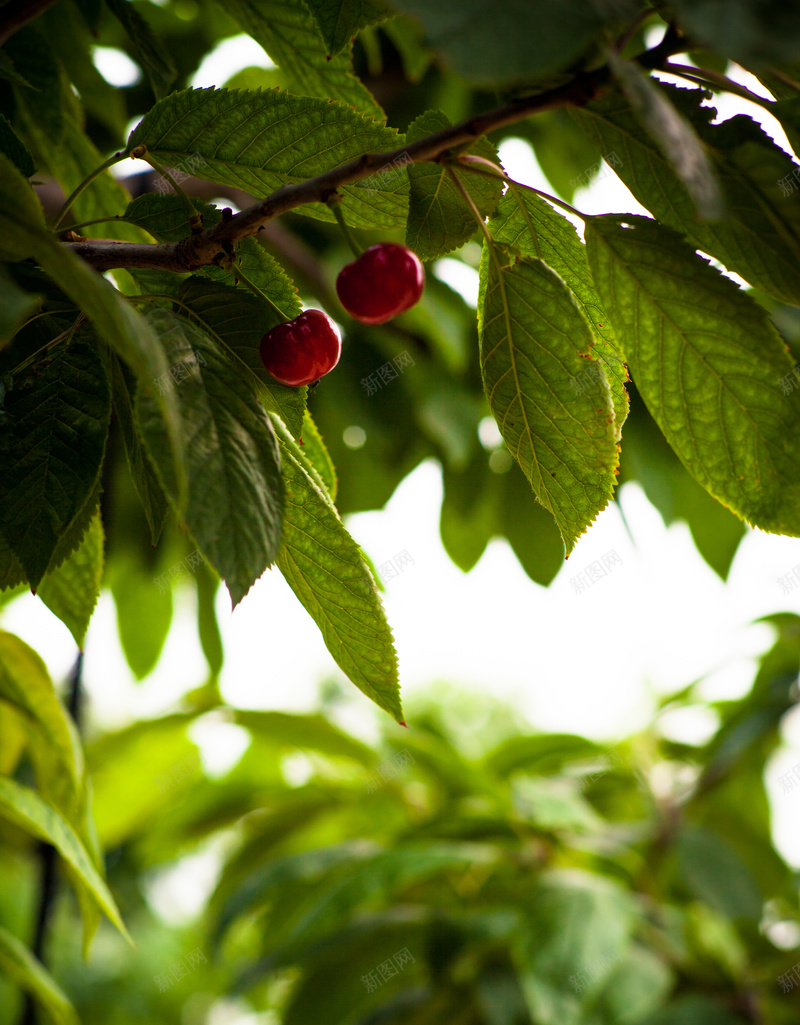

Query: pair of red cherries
259,243,424,387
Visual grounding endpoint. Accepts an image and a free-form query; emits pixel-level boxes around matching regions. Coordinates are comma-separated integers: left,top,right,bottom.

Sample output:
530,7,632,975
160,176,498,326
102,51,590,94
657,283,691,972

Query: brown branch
63,29,684,275
0,0,62,46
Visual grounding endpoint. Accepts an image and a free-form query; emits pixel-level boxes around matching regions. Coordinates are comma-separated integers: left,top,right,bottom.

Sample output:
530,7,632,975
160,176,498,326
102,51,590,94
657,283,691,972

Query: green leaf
0,532,25,593
105,0,177,99
0,267,39,346
38,512,104,649
0,925,80,1025
0,50,34,88
304,0,392,57
671,0,800,66
484,733,601,777
487,185,628,434
478,244,618,553
387,0,604,88
178,276,306,439
39,1,127,140
7,32,145,245
0,155,186,504
85,713,199,847
106,352,169,546
0,630,83,798
136,309,284,606
572,83,800,305
122,193,222,243
514,869,637,1025
0,335,110,588
586,216,800,536
641,995,747,1025
215,0,384,118
234,710,375,764
676,826,762,921
0,113,35,178
204,237,302,321
109,554,173,680
127,87,407,229
405,111,503,260
772,94,800,159
501,460,566,585
0,151,46,262
620,397,745,580
0,703,26,775
440,452,499,572
607,52,721,220
196,559,223,678
300,409,337,501
271,415,402,721
4,30,67,144
0,777,130,942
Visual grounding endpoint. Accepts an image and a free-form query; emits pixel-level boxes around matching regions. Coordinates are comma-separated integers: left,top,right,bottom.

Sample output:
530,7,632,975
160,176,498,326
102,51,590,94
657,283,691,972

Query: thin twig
62,29,685,275
661,62,774,107
0,0,61,47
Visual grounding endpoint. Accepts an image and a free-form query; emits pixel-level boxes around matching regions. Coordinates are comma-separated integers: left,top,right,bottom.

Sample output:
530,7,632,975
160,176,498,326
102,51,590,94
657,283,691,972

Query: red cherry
336,243,425,325
259,309,341,387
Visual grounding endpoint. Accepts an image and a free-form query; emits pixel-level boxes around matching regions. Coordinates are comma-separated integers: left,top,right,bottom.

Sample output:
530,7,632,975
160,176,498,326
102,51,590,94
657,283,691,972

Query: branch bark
63,30,683,274
0,0,62,47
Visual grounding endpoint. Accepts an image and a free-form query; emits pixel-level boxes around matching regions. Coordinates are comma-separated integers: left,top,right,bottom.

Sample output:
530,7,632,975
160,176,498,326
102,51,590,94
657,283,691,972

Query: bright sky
10,33,799,919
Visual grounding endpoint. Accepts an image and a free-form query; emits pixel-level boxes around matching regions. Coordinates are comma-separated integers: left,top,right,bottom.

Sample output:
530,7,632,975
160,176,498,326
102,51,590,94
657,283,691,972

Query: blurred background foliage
2,617,800,1024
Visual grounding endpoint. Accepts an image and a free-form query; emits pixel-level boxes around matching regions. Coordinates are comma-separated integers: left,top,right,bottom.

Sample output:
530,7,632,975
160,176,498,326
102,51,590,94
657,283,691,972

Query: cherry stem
228,262,290,320
327,195,364,258
51,150,126,231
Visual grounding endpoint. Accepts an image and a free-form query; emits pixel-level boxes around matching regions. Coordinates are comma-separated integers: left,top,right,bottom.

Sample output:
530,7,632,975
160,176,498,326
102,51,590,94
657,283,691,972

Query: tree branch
63,29,684,274
0,0,62,47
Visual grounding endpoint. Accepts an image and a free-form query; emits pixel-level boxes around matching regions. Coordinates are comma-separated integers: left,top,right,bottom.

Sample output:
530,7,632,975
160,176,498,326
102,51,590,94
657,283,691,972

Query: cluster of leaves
3,614,800,1024
2,0,800,713
2,0,800,1019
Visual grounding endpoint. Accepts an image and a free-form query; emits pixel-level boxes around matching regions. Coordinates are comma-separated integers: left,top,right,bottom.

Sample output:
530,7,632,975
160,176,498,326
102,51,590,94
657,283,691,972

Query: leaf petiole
228,262,290,321
131,145,204,235
455,155,586,220
50,150,127,231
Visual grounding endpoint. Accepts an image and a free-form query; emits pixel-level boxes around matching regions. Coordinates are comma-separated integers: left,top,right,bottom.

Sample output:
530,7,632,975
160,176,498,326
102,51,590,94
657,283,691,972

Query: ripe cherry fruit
259,309,342,387
336,242,424,325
